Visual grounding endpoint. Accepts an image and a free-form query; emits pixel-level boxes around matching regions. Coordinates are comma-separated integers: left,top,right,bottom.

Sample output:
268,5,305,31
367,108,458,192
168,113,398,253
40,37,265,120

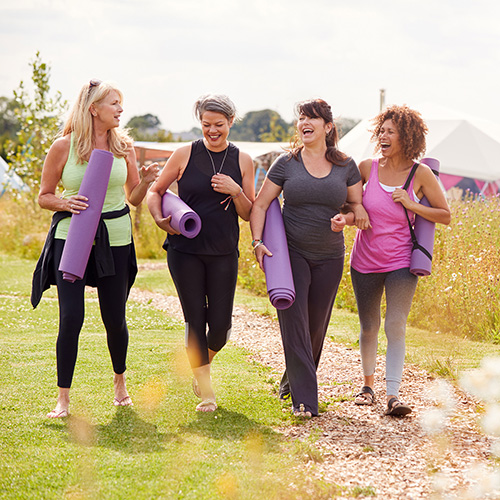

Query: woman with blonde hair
33,79,159,418
148,94,254,413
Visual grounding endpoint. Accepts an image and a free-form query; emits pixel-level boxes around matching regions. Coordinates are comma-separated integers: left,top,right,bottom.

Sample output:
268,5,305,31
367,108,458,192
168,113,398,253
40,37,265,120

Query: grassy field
0,255,359,500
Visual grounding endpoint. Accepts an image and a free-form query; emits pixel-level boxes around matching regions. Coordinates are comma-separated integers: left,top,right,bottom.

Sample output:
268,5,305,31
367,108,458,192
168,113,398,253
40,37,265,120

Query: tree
0,96,19,158
230,110,293,142
4,52,67,194
126,114,175,142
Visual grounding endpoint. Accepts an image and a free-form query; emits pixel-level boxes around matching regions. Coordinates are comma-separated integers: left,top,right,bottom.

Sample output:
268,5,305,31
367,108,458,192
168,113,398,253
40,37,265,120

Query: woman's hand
392,187,413,209
352,204,371,230
66,195,88,214
330,213,347,232
140,162,160,184
254,243,272,272
155,215,180,235
211,173,240,196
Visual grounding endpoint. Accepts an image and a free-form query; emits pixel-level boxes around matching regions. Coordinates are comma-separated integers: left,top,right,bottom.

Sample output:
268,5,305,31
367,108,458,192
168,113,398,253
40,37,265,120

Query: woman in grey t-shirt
250,99,368,417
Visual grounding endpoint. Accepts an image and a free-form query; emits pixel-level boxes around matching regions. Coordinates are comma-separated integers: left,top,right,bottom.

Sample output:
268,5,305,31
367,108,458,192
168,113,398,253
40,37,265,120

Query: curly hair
370,104,428,161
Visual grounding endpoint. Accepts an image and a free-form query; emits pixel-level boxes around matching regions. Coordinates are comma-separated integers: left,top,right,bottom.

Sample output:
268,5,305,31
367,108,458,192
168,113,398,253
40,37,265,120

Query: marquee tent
338,104,500,196
0,156,28,197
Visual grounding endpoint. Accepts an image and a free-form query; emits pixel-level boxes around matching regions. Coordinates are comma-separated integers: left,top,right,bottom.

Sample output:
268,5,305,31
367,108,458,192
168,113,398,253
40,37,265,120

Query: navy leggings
167,247,238,368
53,239,132,388
277,249,344,416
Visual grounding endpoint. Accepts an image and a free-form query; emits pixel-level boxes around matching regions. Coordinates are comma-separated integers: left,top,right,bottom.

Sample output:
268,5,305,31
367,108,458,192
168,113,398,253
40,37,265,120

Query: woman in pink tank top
350,105,450,416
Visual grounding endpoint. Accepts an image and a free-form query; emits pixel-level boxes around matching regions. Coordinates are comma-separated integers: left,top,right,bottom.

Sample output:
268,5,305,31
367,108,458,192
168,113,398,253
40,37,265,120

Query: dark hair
371,104,428,160
289,98,348,165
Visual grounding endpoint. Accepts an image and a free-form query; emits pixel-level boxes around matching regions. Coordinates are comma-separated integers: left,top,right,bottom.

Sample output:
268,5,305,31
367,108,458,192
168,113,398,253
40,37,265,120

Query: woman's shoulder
48,135,71,157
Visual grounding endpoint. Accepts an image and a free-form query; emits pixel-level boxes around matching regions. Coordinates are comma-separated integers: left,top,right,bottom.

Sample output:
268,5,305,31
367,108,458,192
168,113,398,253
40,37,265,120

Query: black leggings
53,239,133,388
167,247,238,368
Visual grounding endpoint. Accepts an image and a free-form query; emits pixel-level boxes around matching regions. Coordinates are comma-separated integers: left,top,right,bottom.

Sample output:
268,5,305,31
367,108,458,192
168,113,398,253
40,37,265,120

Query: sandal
196,399,217,412
292,403,312,419
385,397,412,416
113,396,133,407
47,409,69,419
355,386,375,405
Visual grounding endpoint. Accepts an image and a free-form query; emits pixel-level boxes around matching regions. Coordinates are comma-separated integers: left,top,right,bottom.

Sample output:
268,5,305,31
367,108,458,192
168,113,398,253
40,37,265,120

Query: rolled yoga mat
161,190,202,239
58,149,114,282
410,157,440,276
262,198,295,309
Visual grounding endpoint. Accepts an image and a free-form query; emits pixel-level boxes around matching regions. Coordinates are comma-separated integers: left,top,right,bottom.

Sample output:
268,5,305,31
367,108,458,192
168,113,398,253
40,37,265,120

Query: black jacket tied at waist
31,205,137,308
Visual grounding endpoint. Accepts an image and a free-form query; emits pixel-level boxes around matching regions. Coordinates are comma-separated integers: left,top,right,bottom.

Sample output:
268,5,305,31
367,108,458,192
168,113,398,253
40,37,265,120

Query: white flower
460,358,500,403
420,408,446,435
490,439,500,458
482,404,500,437
425,379,456,413
431,472,453,493
465,463,500,499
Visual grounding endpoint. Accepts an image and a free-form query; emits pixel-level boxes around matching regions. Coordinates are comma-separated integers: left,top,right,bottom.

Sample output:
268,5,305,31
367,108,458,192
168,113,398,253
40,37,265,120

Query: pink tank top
351,158,417,273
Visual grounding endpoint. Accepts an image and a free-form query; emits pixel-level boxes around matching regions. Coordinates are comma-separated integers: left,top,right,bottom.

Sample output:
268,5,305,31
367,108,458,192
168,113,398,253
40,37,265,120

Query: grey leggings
350,267,418,396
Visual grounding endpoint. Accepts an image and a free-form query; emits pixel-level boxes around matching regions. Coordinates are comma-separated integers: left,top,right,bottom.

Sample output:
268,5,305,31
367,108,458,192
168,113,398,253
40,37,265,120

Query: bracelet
232,186,243,199
253,241,264,253
251,239,263,247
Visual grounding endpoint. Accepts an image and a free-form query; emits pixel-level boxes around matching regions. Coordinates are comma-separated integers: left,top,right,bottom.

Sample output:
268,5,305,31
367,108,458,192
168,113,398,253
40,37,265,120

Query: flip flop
114,396,133,407
196,399,217,412
47,409,69,419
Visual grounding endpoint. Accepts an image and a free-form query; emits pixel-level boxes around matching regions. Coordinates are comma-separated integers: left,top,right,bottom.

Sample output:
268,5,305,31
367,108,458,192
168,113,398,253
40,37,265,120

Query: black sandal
354,386,375,405
385,397,412,416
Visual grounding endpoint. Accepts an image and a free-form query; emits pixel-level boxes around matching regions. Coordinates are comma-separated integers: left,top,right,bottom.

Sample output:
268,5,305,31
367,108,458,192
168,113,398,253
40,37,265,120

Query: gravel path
129,265,495,499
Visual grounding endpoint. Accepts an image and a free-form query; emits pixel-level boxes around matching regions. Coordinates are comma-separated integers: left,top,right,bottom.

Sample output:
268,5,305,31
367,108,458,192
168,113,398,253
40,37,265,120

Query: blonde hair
61,80,133,164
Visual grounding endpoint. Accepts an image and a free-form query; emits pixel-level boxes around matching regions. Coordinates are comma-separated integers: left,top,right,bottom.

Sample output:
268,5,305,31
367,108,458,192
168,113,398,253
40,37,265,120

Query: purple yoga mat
58,149,114,282
262,198,295,309
410,157,440,276
161,190,201,239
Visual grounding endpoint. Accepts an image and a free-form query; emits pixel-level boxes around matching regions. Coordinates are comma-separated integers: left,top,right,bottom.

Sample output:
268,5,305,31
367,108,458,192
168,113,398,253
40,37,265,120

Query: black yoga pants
53,239,133,388
277,249,344,416
167,247,238,368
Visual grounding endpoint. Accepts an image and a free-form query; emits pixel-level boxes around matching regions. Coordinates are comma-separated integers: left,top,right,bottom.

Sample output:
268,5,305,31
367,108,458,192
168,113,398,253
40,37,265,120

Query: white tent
0,156,29,197
338,104,500,195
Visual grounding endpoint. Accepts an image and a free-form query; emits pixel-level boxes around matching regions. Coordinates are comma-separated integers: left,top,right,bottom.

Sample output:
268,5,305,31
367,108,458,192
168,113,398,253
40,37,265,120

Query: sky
1,0,499,133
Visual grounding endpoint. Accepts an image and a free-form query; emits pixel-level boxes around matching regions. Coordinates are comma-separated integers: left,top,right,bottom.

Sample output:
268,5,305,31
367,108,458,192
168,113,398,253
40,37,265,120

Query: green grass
2,254,500,499
0,255,356,500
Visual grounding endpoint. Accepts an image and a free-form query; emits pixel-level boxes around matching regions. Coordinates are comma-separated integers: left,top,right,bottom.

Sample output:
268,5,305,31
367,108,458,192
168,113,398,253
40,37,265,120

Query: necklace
205,143,229,175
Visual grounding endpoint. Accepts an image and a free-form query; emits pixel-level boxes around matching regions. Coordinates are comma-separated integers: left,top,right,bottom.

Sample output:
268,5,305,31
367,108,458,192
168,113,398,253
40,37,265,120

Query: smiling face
378,119,402,157
201,111,233,151
92,90,123,129
297,113,332,146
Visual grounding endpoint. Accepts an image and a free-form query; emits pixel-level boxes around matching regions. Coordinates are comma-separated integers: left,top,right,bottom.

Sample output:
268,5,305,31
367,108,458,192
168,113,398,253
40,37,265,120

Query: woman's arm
147,145,191,235
210,151,255,221
249,177,282,271
38,136,88,214
124,147,159,207
392,163,451,224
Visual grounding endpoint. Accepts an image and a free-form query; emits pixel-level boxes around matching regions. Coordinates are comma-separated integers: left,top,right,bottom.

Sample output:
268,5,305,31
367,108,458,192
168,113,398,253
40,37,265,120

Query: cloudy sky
1,0,499,133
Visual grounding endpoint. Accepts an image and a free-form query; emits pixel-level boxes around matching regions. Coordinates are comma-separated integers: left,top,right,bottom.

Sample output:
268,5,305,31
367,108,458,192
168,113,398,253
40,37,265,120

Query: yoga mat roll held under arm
58,149,114,283
262,198,295,309
161,190,202,239
410,157,440,276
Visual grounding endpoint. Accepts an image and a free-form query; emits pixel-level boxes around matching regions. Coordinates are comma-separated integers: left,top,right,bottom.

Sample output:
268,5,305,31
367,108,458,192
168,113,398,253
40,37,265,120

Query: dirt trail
128,277,494,499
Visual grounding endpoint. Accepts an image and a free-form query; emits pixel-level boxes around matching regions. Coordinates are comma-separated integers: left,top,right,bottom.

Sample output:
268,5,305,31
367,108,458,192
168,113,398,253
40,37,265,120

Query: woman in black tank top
147,95,255,413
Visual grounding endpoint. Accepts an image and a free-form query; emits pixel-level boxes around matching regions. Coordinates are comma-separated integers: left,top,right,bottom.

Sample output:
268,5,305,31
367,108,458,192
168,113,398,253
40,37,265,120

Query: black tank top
165,139,242,255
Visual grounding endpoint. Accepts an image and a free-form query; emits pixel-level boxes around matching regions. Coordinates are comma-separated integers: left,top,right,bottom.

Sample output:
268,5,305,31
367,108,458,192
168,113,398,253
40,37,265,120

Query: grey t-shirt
266,151,361,260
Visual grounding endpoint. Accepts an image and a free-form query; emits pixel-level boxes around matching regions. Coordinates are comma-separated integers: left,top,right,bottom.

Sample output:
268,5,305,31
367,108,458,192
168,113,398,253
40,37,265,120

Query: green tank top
54,134,132,246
